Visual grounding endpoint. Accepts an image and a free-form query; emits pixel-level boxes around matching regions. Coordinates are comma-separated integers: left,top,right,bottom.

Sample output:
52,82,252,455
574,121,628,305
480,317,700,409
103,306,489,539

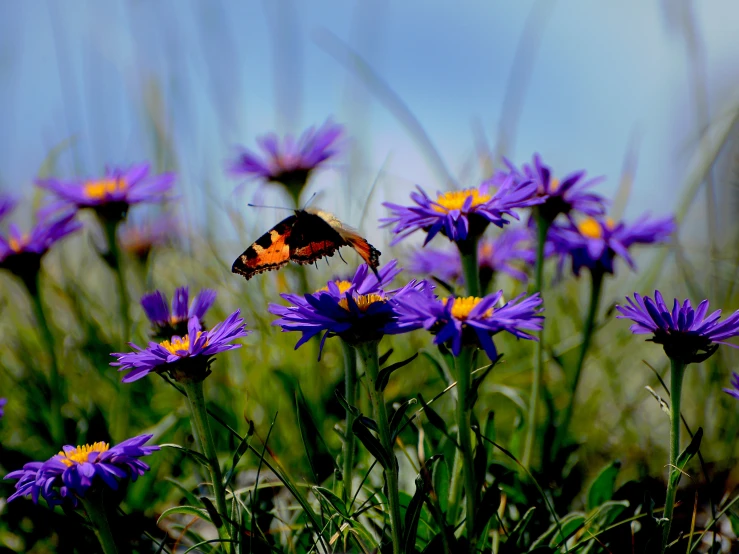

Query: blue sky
1,1,737,243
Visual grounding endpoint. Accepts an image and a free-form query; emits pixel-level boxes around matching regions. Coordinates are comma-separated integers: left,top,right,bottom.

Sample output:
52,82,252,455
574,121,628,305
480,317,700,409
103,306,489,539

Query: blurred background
2,1,739,551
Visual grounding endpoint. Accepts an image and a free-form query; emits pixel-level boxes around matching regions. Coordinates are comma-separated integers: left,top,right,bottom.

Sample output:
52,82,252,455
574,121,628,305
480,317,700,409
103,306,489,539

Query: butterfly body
232,208,381,280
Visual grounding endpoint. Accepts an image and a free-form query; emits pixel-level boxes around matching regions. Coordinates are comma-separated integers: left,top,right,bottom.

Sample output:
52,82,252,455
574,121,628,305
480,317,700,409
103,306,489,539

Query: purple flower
111,311,249,383
724,373,739,400
4,434,159,508
227,120,343,200
392,289,543,361
494,153,607,223
616,291,739,364
0,195,16,221
0,398,6,418
317,260,403,299
37,162,175,221
269,262,426,358
0,211,80,288
381,176,541,246
119,214,180,261
549,214,675,276
141,286,217,338
408,227,538,285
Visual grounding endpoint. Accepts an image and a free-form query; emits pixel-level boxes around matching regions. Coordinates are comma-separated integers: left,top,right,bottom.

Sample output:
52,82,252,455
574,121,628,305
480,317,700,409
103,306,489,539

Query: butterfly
232,208,381,280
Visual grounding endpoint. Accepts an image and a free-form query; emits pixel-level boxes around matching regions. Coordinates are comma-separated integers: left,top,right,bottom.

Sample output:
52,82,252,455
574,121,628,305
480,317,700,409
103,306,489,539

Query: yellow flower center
432,189,491,214
58,442,109,467
317,280,353,294
8,235,27,253
549,177,560,192
578,217,603,239
479,242,494,258
338,293,385,312
160,332,203,355
83,177,127,200
442,296,493,320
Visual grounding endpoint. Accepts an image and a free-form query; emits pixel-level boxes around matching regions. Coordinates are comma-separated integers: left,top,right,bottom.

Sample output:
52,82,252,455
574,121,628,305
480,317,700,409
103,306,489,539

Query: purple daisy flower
140,286,217,338
112,311,249,383
724,373,739,400
119,213,180,262
0,210,80,289
549,214,675,276
381,175,541,247
616,291,739,364
4,434,158,508
408,227,538,285
36,162,175,221
269,262,426,358
494,153,607,223
391,289,543,361
0,398,6,418
0,195,16,221
316,260,403,300
227,120,343,201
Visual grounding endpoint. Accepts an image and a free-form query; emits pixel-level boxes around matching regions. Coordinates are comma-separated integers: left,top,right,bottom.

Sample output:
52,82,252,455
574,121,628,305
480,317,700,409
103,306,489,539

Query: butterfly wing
288,211,346,264
305,209,382,272
232,215,296,280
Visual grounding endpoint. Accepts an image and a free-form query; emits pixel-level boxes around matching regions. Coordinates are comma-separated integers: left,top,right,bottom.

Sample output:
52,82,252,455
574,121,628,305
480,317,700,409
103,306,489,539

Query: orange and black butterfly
232,208,381,280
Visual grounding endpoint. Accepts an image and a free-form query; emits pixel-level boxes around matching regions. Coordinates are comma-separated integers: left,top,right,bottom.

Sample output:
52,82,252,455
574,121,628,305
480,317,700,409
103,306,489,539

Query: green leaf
164,477,201,507
403,475,427,554
379,348,395,366
352,417,393,469
160,443,210,467
295,389,337,484
417,394,449,437
587,460,621,510
158,505,212,525
391,398,418,440
466,355,502,409
673,427,703,485
200,496,224,528
334,389,360,418
223,421,254,488
473,484,501,538
501,506,536,552
544,513,585,547
313,486,349,519
376,353,419,391
433,456,450,514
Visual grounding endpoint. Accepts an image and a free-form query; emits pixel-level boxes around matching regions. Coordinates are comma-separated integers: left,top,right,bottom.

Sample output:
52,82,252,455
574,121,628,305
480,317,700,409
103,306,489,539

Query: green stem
341,340,358,505
182,379,232,545
458,236,481,297
447,449,464,525
522,215,550,469
455,347,478,551
27,277,64,445
554,268,604,451
80,494,119,554
104,220,133,442
357,341,402,554
661,359,687,553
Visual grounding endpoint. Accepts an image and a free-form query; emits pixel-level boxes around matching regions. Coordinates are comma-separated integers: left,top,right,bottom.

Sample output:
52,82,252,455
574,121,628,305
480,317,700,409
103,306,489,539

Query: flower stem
455,347,478,552
182,379,232,545
522,214,550,469
458,236,481,297
356,341,402,554
554,268,604,451
341,339,358,505
26,276,64,445
80,494,119,554
103,219,133,442
661,358,686,553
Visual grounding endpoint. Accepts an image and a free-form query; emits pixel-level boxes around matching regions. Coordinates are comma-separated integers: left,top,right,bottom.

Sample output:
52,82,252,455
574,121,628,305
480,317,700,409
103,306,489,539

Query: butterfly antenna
301,192,318,210
247,203,293,211
337,250,347,265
